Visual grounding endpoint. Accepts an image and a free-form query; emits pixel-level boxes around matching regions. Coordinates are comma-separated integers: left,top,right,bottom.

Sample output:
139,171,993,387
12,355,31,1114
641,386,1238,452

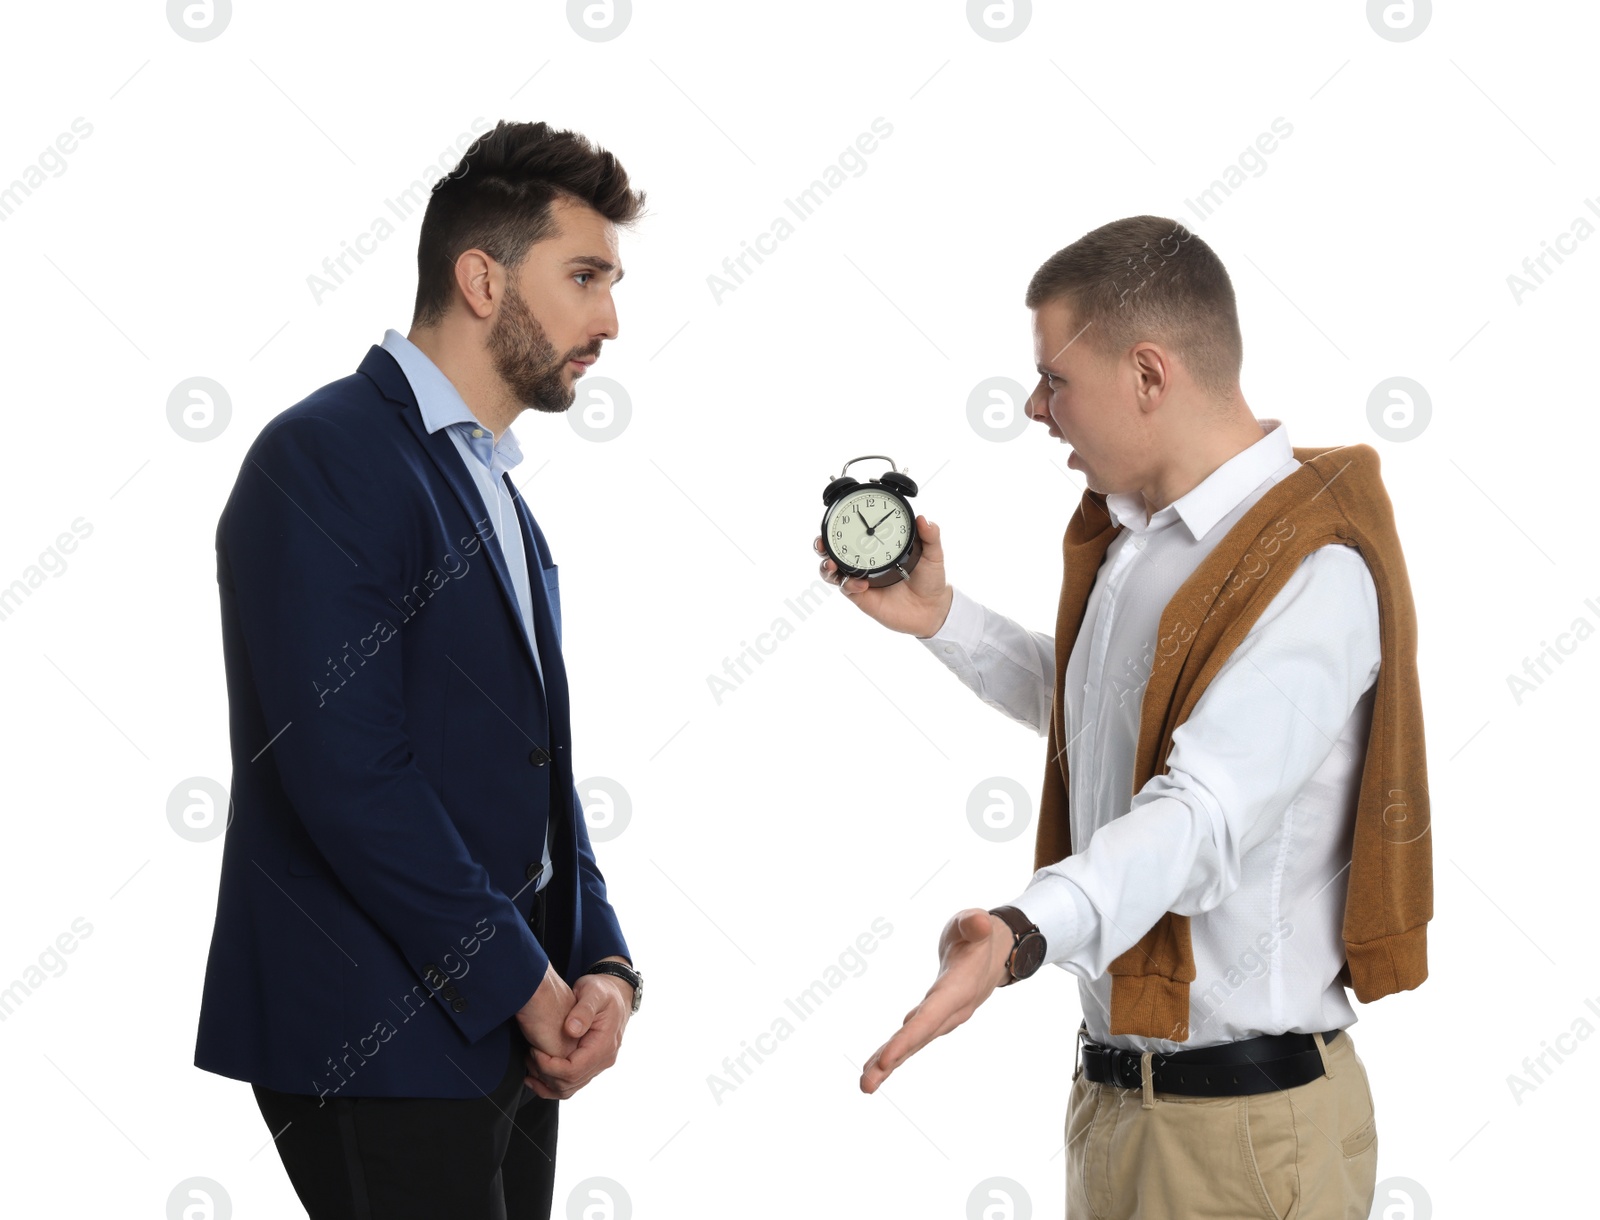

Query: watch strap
989,905,1043,985
583,960,642,1013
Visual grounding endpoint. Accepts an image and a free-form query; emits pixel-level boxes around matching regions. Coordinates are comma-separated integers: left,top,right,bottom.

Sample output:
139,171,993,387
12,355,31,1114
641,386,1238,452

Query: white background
0,1,1594,1216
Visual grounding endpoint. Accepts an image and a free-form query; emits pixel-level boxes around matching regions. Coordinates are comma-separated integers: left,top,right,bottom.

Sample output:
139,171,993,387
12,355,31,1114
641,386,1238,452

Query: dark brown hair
1024,216,1243,400
412,120,647,327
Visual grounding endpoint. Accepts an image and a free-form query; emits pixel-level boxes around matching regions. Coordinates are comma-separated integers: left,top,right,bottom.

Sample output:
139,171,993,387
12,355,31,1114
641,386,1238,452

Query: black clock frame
819,456,923,589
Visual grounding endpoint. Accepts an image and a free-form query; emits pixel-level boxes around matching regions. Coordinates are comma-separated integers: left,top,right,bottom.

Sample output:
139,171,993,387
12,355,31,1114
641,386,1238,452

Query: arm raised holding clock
813,517,1055,734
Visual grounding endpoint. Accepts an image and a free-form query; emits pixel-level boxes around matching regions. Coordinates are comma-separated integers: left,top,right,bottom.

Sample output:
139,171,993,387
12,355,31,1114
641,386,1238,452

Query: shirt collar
381,328,523,470
1103,417,1292,541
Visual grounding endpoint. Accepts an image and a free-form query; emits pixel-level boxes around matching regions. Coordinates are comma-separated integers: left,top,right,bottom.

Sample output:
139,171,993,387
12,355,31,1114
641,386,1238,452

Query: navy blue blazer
194,345,629,1100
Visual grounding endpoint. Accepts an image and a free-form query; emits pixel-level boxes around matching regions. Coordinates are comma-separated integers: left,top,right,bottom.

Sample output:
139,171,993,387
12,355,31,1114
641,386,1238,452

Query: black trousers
253,889,561,1219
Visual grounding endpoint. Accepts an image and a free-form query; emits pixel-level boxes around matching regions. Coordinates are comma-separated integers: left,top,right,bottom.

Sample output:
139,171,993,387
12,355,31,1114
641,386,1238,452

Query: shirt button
471,428,484,438
944,645,954,654
1134,538,1146,550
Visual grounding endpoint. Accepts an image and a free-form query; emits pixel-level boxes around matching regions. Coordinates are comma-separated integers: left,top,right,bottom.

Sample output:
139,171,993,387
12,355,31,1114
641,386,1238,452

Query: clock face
825,487,913,572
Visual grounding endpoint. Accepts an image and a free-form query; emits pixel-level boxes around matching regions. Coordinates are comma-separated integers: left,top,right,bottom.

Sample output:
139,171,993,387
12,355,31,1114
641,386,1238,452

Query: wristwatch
584,960,643,1014
989,906,1046,986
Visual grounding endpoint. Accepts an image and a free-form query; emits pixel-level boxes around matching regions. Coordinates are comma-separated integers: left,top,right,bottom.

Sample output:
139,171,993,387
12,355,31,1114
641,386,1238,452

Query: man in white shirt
817,216,1382,1219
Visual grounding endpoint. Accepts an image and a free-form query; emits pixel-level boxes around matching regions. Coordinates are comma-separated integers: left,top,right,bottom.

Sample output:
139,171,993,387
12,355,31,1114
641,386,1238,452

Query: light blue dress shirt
381,328,552,892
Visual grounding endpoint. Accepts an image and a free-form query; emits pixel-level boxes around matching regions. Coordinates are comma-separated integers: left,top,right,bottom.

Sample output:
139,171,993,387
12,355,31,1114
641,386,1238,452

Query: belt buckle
1074,1021,1088,1080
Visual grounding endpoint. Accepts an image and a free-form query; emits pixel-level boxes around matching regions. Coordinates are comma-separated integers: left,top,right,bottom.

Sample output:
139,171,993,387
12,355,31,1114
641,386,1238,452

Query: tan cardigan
1035,442,1432,1041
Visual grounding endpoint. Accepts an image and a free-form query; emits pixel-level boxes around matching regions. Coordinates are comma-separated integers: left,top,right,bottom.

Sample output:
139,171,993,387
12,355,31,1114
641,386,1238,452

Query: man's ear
454,248,497,319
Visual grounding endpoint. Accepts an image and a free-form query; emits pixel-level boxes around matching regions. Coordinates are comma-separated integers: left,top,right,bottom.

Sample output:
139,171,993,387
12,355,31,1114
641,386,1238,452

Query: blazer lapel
504,473,585,975
359,345,544,686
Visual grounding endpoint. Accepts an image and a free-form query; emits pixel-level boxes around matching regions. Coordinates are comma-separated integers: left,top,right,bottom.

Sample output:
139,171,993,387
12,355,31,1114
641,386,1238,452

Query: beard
486,278,595,414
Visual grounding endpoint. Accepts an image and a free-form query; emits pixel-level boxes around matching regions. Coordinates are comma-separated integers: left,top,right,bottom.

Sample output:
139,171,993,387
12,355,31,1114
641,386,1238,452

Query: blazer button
528,746,551,766
525,861,540,881
451,998,468,1013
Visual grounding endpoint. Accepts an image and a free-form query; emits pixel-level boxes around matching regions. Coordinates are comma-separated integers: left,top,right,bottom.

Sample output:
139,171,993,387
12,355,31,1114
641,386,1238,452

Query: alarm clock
819,455,922,588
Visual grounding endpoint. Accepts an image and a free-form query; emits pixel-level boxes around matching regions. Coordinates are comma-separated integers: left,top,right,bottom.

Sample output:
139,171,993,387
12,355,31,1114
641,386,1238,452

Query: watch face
1013,933,1045,980
824,487,913,573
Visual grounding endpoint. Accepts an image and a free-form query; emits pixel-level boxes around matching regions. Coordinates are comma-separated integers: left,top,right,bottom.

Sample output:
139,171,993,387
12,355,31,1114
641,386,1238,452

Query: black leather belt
1076,1020,1340,1096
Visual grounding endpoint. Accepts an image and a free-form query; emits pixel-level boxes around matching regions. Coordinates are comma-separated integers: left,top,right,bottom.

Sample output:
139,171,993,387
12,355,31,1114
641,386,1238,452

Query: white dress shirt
380,328,553,892
922,419,1382,1053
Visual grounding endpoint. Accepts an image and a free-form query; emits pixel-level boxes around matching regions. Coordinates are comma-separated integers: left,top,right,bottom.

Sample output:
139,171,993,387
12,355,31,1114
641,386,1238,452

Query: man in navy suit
193,120,646,1219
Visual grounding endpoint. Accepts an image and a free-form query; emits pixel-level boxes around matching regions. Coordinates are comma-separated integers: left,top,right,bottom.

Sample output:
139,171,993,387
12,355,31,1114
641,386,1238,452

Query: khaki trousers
1064,1028,1378,1219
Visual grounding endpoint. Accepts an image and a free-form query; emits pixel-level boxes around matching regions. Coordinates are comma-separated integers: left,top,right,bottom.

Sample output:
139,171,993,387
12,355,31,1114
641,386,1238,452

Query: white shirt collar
1103,417,1291,541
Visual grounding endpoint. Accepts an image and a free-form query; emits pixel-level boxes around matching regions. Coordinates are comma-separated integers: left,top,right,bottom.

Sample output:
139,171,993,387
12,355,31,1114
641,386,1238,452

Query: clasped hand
516,962,634,1100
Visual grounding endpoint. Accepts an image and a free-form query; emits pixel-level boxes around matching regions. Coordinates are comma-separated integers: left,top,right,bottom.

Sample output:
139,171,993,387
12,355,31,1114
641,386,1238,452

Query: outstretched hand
860,908,1015,1093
